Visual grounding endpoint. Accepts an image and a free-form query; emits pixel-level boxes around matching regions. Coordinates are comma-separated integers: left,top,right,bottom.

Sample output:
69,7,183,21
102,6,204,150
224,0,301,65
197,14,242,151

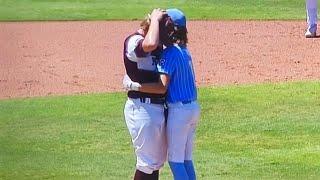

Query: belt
167,100,196,108
135,97,166,105
182,100,192,104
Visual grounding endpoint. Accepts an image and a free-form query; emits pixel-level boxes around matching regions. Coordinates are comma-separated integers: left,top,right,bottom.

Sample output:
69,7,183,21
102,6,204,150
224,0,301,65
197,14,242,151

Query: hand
149,8,166,22
122,74,141,91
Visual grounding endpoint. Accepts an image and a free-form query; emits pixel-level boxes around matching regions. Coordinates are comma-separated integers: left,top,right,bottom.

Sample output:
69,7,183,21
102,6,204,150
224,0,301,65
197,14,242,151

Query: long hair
159,15,175,46
159,16,188,47
172,26,188,46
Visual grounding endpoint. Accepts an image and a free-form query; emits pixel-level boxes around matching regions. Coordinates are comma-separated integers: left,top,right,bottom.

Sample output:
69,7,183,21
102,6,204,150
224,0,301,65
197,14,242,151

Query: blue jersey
157,44,197,103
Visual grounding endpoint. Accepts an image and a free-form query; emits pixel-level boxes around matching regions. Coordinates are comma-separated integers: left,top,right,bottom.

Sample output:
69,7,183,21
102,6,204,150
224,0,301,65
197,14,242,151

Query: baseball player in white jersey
124,9,200,180
305,0,318,38
123,9,168,180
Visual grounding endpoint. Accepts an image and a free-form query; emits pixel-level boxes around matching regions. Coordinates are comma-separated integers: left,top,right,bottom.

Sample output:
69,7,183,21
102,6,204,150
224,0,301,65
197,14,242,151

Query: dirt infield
0,21,319,99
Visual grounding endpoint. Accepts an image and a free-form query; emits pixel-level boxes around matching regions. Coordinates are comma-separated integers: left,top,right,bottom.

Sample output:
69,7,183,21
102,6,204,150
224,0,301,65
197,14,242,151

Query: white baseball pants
306,0,318,30
124,98,167,174
167,101,200,163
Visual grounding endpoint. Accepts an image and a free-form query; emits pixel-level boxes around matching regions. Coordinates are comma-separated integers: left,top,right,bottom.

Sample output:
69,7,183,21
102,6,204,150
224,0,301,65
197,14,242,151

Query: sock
134,169,159,180
151,170,159,180
184,160,196,180
169,161,189,180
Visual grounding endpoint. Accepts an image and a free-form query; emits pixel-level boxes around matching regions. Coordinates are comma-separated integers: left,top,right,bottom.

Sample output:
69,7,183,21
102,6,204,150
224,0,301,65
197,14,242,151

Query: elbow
142,39,158,52
159,89,166,94
143,43,158,52
159,86,167,94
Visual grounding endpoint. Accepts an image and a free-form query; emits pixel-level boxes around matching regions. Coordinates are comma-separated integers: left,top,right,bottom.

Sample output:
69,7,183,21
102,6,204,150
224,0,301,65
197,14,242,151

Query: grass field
0,0,306,21
1,0,320,179
1,82,320,179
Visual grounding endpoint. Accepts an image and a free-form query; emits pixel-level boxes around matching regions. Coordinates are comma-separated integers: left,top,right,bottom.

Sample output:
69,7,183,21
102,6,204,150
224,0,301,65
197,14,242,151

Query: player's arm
137,51,174,93
138,74,170,94
122,74,169,94
123,51,173,93
142,8,165,52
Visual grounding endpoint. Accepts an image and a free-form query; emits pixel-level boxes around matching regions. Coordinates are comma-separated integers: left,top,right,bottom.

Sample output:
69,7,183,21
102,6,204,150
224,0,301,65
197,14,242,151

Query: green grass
1,81,320,179
0,0,306,21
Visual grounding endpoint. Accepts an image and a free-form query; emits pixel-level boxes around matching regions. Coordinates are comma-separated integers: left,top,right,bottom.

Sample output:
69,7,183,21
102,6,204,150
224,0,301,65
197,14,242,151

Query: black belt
134,97,166,105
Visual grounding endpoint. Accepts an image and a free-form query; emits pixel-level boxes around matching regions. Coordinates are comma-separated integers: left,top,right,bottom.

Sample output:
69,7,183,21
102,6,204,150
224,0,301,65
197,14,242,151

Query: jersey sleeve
157,50,176,77
126,35,148,62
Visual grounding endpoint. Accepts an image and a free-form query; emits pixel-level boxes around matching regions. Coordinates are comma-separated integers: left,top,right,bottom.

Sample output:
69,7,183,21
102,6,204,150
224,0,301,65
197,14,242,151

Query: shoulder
181,46,191,55
126,34,144,48
162,45,180,56
125,33,150,60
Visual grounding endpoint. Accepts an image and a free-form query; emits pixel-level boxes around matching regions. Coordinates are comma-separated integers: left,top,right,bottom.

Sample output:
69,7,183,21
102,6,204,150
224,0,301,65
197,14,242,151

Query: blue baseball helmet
166,8,186,27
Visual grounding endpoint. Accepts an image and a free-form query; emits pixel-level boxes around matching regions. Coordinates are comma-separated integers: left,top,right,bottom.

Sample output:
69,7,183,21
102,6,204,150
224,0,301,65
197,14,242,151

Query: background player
123,8,167,180
124,8,200,180
306,0,318,37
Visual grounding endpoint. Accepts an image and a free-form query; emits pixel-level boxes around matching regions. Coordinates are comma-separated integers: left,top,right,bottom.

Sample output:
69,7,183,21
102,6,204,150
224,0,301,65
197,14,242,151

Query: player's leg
167,102,200,180
184,160,195,180
184,102,200,180
184,126,196,180
134,170,159,180
138,102,167,173
167,105,189,180
124,99,153,179
168,162,188,180
306,0,318,37
124,99,166,179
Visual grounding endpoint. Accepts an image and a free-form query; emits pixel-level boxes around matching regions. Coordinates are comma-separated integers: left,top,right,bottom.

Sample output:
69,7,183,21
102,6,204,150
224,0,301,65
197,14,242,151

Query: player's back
159,44,197,103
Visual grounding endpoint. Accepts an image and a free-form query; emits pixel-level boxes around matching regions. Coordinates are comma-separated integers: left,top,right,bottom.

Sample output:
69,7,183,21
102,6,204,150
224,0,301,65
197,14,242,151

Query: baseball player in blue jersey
123,8,168,180
305,0,318,38
124,9,200,180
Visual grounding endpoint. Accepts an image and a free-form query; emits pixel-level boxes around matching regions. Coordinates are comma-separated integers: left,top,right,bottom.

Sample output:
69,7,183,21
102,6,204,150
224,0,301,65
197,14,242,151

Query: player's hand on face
150,8,166,22
122,74,141,91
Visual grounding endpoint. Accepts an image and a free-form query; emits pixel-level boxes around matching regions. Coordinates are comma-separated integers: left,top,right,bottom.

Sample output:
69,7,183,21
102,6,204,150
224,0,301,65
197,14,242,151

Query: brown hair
172,26,188,46
140,15,151,32
159,15,175,46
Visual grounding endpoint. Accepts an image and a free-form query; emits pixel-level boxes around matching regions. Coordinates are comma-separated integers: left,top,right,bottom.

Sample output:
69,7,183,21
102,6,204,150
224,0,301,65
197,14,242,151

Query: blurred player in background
305,0,318,38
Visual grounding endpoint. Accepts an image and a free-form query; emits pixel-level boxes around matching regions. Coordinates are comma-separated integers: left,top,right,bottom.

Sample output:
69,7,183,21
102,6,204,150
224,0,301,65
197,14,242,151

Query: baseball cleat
305,30,316,38
305,24,317,38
